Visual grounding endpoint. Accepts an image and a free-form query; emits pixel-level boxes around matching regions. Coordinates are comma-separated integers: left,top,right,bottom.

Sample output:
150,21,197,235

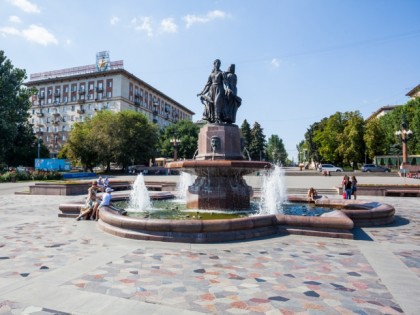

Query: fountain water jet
128,174,152,212
259,165,287,215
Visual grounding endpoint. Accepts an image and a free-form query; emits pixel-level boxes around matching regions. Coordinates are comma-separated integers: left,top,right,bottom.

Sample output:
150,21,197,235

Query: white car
318,164,343,172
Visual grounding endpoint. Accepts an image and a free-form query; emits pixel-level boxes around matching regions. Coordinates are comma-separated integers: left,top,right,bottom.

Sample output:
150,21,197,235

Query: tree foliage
248,122,266,161
266,134,287,165
157,119,199,160
0,50,42,167
240,119,252,149
62,110,159,171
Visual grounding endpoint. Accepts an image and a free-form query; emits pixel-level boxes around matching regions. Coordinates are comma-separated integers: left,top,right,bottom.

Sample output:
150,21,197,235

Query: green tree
64,120,98,172
364,117,387,161
157,120,199,160
6,123,49,166
240,119,252,149
249,122,266,161
304,123,321,164
111,110,159,170
0,50,38,166
337,111,365,169
266,134,287,165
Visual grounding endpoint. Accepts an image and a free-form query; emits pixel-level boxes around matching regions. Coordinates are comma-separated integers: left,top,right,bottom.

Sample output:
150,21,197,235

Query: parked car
361,164,391,172
318,164,343,172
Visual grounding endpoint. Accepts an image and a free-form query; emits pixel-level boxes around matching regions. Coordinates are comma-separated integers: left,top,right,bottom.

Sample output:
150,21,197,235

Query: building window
47,99,52,104
71,105,75,111
71,96,76,102
63,96,68,103
107,80,112,88
107,91,112,98
97,93,102,100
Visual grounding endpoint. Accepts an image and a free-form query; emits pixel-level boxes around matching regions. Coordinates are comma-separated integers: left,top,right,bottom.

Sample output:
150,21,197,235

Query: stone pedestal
195,123,243,160
187,176,252,210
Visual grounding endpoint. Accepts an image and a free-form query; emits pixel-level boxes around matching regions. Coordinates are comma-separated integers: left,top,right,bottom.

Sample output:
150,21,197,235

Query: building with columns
25,51,194,157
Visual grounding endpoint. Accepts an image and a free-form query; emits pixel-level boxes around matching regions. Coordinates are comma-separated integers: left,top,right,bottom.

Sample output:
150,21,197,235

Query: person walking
351,175,358,200
345,177,352,200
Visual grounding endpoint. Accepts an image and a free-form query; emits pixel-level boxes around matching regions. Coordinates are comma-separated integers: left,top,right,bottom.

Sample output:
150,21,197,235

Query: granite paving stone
0,176,420,314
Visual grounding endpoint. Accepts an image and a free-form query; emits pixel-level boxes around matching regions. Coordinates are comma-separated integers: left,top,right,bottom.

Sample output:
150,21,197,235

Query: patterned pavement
0,180,419,314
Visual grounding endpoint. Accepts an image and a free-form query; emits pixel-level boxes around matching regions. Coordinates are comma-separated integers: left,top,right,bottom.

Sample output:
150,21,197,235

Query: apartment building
25,52,194,157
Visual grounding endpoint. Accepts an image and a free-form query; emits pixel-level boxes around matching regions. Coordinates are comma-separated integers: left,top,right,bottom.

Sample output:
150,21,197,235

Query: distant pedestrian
351,176,358,200
345,178,352,200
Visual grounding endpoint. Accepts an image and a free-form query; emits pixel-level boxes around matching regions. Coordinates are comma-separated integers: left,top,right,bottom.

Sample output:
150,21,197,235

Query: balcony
77,98,85,104
52,112,61,117
38,94,45,99
36,112,44,117
77,109,85,114
96,87,104,92
54,92,61,97
78,89,86,94
52,120,60,125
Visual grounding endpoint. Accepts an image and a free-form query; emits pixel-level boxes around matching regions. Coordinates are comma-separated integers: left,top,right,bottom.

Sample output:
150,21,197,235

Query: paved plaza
0,174,419,314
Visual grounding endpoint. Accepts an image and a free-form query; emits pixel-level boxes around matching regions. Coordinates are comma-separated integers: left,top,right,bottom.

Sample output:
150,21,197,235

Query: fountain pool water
120,168,332,220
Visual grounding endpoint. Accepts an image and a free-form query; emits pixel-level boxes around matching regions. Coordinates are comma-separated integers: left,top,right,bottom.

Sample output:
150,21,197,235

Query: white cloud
0,26,21,36
8,0,40,13
183,10,228,28
21,24,58,45
110,16,120,25
271,58,280,68
0,24,58,46
131,17,153,37
9,15,22,23
160,18,177,33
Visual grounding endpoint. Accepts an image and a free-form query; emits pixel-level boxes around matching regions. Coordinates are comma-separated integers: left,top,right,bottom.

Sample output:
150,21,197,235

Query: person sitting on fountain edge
76,180,101,221
307,187,318,201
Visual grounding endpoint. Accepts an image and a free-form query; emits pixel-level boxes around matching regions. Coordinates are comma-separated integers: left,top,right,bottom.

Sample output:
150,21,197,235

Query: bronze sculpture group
197,59,242,124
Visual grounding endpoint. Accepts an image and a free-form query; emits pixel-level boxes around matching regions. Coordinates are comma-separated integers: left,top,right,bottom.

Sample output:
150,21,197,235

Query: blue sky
1,0,420,161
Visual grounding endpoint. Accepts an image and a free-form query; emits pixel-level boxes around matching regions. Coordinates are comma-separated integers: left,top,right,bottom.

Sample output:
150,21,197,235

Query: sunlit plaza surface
1,173,420,315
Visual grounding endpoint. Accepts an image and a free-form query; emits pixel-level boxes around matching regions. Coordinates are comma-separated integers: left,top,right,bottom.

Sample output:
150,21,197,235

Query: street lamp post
394,114,413,169
170,132,181,161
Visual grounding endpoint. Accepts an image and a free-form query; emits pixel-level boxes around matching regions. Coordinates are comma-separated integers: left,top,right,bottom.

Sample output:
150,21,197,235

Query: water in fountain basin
128,173,152,212
259,164,286,215
176,172,194,201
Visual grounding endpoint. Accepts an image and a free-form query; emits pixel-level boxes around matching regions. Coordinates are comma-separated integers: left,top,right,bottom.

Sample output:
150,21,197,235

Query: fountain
60,59,396,243
166,59,271,210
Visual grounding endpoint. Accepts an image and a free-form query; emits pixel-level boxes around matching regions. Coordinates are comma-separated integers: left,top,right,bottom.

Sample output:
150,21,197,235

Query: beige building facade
25,53,194,157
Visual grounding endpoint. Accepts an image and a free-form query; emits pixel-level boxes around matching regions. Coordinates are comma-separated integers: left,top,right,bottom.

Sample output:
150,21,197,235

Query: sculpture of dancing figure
197,59,242,124
197,59,225,123
223,64,241,124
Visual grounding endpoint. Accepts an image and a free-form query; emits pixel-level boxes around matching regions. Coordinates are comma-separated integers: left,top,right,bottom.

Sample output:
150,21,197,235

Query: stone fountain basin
166,160,272,176
93,196,395,243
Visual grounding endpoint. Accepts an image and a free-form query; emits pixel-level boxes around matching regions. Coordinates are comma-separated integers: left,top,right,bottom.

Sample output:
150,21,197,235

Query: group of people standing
342,175,358,200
